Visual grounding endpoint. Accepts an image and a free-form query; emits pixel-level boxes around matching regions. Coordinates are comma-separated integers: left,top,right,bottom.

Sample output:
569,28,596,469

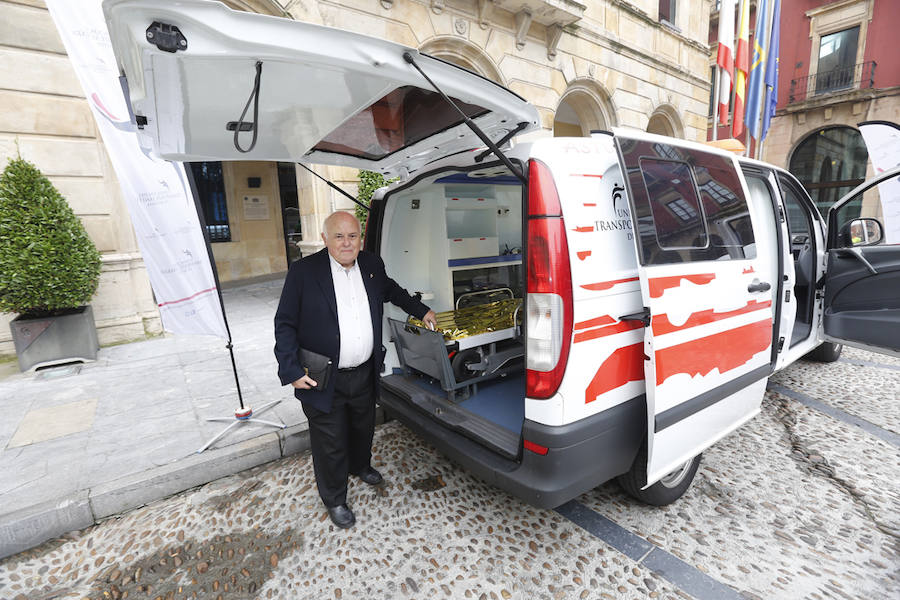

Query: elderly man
274,211,436,528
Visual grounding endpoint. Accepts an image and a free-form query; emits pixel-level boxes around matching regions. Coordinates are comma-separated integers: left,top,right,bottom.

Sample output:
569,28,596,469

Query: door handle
836,247,878,275
747,279,771,293
620,307,650,327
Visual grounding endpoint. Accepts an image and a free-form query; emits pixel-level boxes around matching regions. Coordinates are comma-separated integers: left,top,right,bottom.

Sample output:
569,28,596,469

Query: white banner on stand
859,121,900,244
46,1,228,339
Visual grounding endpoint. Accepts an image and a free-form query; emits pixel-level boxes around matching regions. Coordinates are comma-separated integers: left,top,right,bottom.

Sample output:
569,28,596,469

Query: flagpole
755,0,774,159
712,64,720,141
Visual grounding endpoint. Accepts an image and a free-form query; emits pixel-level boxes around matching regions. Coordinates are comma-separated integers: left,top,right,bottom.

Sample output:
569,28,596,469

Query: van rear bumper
378,389,645,509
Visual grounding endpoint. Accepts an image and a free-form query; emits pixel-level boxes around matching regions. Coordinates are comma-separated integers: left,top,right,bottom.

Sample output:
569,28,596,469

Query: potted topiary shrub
0,155,102,371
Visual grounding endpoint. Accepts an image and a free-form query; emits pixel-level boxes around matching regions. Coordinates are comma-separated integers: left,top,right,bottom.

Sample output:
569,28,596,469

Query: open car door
614,131,777,486
102,0,539,177
822,166,900,357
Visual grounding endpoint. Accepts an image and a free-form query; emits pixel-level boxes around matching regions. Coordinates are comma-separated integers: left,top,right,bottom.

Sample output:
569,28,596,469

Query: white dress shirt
328,254,374,368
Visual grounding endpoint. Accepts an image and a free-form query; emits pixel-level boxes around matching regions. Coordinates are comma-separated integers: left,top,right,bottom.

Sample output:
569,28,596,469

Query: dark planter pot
10,305,99,372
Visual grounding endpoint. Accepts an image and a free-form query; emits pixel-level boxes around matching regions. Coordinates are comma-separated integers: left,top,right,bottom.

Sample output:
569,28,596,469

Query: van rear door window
312,86,489,161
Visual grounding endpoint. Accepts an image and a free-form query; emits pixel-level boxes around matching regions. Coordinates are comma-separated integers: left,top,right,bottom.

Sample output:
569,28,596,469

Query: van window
620,138,755,264
638,158,707,251
778,176,813,238
695,165,757,260
312,86,489,160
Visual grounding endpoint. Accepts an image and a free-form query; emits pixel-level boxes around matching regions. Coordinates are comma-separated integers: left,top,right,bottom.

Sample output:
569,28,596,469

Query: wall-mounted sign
243,195,270,220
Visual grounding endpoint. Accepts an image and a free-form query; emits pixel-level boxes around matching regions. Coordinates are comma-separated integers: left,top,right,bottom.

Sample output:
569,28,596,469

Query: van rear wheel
617,440,701,506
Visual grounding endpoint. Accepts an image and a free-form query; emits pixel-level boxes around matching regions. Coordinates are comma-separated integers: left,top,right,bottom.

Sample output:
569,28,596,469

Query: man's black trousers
301,360,375,507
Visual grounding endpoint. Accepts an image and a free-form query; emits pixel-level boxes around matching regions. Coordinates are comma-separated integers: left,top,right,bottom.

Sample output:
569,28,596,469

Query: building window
788,126,868,214
659,0,676,25
189,161,231,242
815,27,860,94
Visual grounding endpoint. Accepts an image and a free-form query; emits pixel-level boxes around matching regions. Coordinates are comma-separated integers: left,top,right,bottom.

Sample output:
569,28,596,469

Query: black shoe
353,466,383,485
326,504,355,529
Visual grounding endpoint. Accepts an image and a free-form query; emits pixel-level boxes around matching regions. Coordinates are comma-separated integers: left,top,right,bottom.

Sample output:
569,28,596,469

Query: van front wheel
617,442,701,506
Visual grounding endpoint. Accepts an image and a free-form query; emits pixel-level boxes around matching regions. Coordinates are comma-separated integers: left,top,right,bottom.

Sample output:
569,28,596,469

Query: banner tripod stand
185,166,285,454
196,341,286,454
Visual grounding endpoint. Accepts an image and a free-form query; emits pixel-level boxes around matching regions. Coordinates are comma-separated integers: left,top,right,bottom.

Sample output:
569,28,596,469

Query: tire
804,341,843,363
451,349,482,382
617,439,701,506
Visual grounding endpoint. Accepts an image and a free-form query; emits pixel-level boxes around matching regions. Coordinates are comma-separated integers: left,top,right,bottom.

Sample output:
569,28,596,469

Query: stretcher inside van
104,0,900,509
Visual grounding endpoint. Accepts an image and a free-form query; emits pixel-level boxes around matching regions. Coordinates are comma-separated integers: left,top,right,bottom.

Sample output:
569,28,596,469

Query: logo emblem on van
612,184,626,217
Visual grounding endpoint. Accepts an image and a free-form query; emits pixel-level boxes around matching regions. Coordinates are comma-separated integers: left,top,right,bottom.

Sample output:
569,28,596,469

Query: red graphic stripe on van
574,320,645,344
158,286,218,307
581,277,639,291
571,174,603,178
648,274,715,298
651,300,772,336
655,319,771,385
583,203,597,207
577,250,592,260
574,315,616,330
585,343,645,403
573,226,594,233
743,267,755,274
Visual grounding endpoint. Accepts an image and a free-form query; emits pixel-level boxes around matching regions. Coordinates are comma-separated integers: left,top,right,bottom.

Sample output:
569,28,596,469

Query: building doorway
278,162,301,265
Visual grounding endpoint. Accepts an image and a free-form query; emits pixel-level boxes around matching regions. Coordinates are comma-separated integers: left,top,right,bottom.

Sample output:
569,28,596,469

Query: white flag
858,121,900,244
46,0,228,339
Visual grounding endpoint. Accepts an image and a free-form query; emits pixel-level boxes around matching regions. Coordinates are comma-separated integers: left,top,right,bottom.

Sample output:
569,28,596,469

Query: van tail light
526,159,573,400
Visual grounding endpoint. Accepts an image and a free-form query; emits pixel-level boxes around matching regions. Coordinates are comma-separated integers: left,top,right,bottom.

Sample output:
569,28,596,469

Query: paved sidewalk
0,276,308,558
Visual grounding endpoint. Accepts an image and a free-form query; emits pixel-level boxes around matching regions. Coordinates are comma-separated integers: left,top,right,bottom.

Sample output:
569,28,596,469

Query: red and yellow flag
732,0,750,138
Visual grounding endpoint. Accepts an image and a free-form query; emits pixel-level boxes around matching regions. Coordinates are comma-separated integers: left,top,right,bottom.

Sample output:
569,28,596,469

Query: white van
104,0,900,508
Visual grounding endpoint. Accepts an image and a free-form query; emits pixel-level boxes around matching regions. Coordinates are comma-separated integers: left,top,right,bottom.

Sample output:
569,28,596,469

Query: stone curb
0,491,94,560
0,424,312,560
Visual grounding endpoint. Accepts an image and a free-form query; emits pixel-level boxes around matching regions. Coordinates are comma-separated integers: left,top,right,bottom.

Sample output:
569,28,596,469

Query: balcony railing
789,61,876,103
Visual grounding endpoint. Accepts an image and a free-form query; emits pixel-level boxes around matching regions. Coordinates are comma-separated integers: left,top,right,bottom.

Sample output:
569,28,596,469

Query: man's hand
422,310,438,331
291,374,318,389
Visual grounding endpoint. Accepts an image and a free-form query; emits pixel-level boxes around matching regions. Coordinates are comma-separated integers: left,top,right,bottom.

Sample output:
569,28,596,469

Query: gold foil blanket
408,298,522,341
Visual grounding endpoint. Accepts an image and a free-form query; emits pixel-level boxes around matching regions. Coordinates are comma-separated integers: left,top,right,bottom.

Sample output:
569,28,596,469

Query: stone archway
788,126,869,213
554,79,617,137
646,104,684,138
418,37,505,85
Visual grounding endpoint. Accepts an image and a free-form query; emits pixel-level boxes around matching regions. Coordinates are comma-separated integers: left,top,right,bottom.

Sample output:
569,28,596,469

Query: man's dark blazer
274,248,429,413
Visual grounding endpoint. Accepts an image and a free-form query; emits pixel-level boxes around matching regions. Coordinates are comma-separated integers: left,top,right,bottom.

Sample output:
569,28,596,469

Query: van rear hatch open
103,0,539,176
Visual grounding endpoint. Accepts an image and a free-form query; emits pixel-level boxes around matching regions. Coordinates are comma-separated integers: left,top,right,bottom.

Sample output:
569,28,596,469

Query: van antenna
297,162,371,212
402,52,527,184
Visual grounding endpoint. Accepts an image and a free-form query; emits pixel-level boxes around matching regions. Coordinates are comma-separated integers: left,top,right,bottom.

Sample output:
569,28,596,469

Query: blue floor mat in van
456,375,525,433
405,373,525,433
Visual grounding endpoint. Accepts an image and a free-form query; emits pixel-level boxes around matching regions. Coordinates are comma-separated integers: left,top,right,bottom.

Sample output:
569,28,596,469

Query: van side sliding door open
614,132,776,486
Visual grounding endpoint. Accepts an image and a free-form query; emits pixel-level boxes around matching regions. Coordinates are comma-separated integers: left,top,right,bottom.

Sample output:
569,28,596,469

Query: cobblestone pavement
1,349,897,600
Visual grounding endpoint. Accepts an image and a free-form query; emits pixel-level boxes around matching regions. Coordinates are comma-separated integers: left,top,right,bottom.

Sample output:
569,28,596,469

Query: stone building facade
707,0,899,215
0,0,713,358
760,0,899,215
